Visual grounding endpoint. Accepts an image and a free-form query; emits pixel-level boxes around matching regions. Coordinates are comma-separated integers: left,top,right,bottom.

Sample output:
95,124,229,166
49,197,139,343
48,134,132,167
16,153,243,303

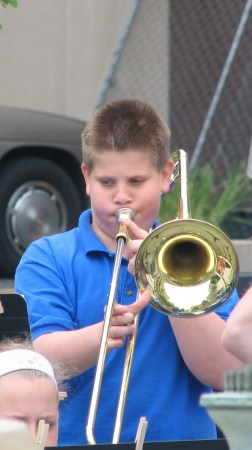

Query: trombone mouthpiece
115,208,135,223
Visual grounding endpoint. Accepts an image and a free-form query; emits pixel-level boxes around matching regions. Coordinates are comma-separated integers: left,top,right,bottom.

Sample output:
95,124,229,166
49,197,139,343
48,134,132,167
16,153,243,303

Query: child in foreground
0,339,62,446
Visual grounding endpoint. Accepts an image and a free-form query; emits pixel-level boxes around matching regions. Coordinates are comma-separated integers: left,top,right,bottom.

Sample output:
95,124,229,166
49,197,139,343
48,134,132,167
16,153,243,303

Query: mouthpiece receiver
115,208,135,242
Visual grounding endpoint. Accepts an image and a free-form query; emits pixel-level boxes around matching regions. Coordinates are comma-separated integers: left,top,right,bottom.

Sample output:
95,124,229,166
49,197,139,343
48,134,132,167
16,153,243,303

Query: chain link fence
99,0,252,238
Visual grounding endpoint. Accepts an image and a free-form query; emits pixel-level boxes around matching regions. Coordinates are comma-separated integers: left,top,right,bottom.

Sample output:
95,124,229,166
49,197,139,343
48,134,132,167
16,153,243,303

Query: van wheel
0,157,83,277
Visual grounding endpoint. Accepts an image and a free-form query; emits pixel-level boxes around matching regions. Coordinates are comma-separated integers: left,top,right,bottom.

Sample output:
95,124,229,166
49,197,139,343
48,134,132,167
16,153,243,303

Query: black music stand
46,438,229,450
0,292,30,340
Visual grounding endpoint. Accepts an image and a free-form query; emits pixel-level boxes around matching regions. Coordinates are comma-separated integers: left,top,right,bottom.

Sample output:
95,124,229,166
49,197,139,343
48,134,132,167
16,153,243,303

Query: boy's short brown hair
81,99,170,172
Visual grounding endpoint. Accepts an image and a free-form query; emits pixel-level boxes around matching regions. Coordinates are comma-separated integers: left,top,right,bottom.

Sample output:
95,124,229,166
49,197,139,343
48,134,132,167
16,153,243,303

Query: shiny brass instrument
135,149,239,316
86,149,239,444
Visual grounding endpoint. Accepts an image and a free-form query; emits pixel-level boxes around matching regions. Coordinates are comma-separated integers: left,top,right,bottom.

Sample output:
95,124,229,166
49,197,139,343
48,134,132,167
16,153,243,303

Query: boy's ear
161,159,174,193
81,163,90,196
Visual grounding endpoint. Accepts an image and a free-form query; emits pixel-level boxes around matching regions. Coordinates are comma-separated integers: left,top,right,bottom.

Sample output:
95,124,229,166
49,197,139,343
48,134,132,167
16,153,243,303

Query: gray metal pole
96,0,141,109
189,0,252,172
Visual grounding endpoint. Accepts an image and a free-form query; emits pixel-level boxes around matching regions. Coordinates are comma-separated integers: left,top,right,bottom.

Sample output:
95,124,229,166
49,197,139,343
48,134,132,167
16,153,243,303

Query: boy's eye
99,179,114,186
130,178,144,185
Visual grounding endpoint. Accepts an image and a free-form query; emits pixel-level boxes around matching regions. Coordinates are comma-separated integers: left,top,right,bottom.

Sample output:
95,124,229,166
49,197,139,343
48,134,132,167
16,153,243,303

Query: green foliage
159,160,252,233
0,0,18,30
1,0,18,7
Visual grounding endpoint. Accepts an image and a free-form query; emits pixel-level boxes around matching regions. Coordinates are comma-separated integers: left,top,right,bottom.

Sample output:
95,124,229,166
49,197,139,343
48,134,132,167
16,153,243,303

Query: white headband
0,349,57,388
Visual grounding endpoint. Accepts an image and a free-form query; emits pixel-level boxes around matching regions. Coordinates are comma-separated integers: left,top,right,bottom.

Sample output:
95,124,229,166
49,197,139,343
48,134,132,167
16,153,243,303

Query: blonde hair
81,99,170,172
0,338,66,389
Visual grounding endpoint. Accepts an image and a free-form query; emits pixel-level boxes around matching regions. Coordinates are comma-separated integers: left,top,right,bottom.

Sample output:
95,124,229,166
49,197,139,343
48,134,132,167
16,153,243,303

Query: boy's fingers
108,337,125,349
120,219,148,240
127,291,151,315
105,291,150,321
112,304,130,315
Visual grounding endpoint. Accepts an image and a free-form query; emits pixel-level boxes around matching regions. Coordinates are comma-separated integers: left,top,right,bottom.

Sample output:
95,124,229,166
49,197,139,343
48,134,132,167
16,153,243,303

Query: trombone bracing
86,149,239,444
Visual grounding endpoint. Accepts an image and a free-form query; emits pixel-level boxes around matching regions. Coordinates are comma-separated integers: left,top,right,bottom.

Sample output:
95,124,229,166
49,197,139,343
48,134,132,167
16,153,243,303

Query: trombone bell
135,218,239,317
158,232,216,285
134,149,239,317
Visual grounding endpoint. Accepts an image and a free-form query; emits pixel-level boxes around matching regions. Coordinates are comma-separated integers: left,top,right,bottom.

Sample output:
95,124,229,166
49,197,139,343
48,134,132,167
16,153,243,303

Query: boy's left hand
107,290,151,349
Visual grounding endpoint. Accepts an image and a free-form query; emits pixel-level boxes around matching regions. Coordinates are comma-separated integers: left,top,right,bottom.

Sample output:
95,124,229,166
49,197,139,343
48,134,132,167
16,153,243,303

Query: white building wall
0,0,135,121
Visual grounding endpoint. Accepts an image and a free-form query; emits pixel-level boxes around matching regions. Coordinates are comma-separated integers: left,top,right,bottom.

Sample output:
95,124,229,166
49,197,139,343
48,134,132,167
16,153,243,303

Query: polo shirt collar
78,209,110,255
78,208,159,255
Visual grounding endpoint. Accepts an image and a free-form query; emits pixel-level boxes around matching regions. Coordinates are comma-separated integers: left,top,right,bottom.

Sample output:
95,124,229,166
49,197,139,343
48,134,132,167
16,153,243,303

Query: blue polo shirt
15,209,239,445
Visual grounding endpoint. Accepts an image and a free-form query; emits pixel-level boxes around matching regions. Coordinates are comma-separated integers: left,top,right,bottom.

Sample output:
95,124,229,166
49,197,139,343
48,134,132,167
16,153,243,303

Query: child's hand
106,290,150,349
120,218,148,275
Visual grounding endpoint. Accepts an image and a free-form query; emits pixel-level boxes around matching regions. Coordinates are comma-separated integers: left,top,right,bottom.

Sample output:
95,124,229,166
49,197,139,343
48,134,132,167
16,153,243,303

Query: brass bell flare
135,218,239,317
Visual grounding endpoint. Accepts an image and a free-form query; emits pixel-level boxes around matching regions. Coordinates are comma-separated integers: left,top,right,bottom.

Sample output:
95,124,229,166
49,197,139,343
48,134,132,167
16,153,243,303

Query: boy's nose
113,187,131,204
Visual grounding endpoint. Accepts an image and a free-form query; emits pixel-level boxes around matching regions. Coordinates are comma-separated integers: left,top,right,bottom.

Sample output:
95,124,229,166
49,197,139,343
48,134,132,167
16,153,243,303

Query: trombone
86,149,239,444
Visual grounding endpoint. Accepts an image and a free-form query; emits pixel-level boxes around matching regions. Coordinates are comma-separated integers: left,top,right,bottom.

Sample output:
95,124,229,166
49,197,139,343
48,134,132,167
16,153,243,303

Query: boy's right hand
107,290,150,349
119,218,149,275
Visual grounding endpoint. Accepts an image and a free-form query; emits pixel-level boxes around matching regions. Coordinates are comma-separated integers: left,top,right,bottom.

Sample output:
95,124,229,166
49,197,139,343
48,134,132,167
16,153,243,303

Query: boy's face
81,150,173,248
0,375,59,446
